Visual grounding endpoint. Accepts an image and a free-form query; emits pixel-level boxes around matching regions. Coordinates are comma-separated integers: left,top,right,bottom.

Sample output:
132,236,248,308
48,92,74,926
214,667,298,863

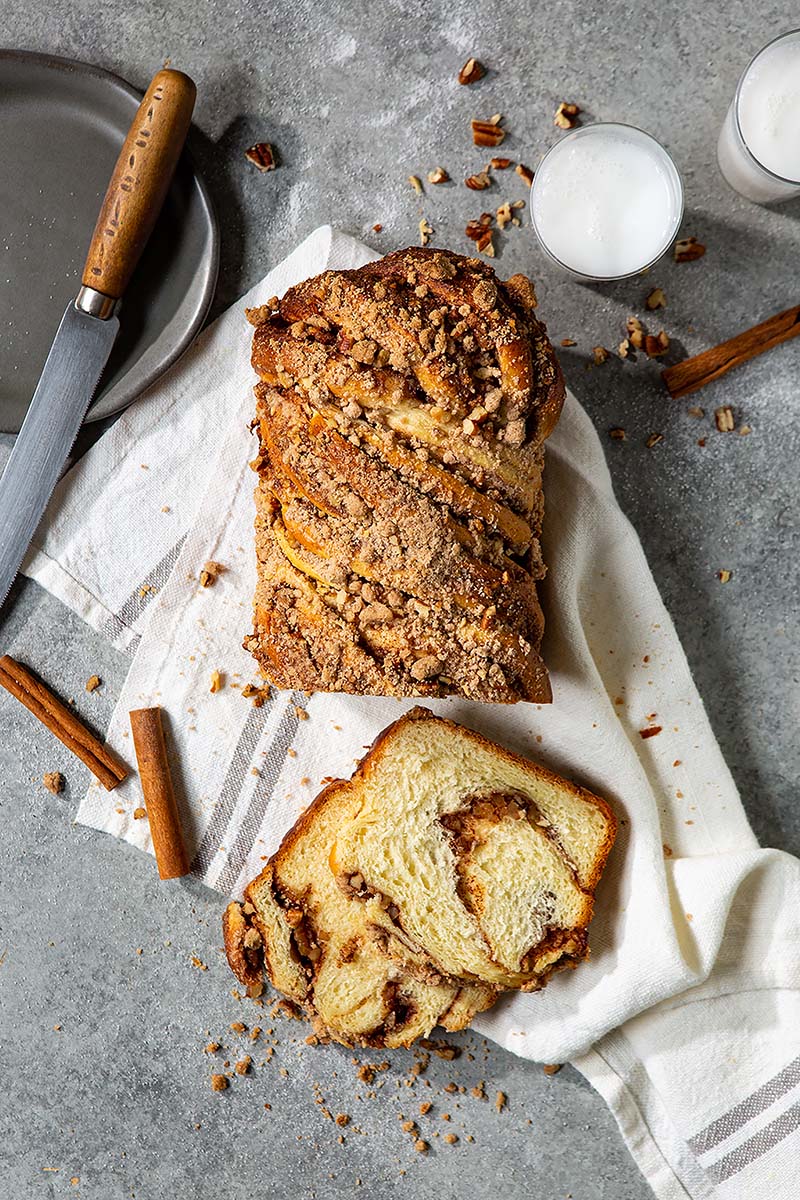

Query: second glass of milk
530,124,684,282
717,29,800,204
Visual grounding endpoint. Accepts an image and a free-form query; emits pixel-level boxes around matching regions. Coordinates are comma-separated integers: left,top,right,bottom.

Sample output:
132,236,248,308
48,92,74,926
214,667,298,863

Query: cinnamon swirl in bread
244,247,564,703
224,708,615,1048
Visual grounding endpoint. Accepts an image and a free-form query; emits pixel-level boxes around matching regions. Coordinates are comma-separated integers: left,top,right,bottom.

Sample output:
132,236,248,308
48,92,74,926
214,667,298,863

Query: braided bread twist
244,247,565,703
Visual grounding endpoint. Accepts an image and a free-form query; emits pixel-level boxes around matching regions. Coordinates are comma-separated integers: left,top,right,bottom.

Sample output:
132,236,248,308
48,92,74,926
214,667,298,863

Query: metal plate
0,49,219,434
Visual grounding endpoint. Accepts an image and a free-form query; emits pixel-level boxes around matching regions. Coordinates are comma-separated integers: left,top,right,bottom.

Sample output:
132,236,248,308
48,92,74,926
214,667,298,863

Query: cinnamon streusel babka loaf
244,247,565,703
223,708,615,1048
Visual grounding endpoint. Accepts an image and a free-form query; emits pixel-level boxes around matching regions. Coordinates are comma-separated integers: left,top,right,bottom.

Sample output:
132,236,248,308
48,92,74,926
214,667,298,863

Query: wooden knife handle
81,68,196,300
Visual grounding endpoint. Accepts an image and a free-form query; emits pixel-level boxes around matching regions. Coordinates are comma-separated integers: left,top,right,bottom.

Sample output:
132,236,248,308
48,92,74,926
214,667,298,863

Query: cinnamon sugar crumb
210,1075,228,1091
85,675,101,693
495,1091,507,1112
42,772,64,795
133,807,146,820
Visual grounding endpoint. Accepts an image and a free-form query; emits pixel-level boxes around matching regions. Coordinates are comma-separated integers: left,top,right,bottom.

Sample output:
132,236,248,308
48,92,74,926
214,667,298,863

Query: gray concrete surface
2,1,800,1197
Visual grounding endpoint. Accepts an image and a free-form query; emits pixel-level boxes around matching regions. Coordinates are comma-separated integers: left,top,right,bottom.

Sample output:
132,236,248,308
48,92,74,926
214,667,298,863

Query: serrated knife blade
0,302,119,608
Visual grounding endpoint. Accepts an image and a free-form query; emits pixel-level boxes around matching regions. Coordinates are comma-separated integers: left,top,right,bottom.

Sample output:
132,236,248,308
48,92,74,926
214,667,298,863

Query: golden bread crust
245,247,564,703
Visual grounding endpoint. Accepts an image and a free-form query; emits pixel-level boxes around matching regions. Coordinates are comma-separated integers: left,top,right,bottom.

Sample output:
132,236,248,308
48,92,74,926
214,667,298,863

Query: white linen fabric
20,226,800,1199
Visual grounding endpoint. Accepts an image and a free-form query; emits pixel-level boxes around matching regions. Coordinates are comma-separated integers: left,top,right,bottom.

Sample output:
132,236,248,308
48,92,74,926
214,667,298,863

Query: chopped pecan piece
495,201,512,229
609,427,626,440
554,101,581,129
646,287,666,310
560,337,576,347
475,229,495,256
593,345,610,365
471,117,505,147
715,405,735,432
245,143,277,172
490,156,513,169
515,163,534,186
644,331,670,358
458,57,486,85
42,771,64,794
465,170,491,190
718,569,732,583
427,167,450,184
408,175,424,195
674,236,706,262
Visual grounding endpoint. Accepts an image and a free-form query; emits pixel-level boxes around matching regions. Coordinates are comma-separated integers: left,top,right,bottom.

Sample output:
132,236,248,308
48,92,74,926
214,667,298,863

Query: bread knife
0,67,196,611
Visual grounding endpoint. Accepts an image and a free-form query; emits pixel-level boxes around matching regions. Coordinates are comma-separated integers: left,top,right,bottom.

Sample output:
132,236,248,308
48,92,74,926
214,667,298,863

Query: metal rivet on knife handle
81,68,196,306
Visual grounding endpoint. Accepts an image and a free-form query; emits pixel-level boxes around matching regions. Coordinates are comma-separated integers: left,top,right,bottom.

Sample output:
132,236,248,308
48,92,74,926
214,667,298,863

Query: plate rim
0,47,220,426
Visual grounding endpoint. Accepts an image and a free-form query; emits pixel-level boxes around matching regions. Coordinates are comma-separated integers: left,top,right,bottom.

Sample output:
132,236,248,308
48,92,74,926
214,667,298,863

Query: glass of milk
530,123,684,281
717,29,800,204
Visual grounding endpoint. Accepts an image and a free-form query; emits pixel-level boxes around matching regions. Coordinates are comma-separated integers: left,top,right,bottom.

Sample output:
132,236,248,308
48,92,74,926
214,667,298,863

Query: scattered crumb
199,561,226,588
419,217,433,246
85,675,101,693
471,1082,486,1099
294,706,309,721
210,670,223,693
204,1042,220,1054
592,345,610,365
687,406,705,418
335,1113,350,1127
639,725,663,739
560,338,576,347
495,1091,507,1112
718,569,732,584
235,1057,252,1075
408,175,424,195
609,428,626,441
210,1074,229,1092
42,772,64,795
663,844,673,857
133,807,146,820
372,223,383,233
427,167,450,185
646,287,666,310
191,956,208,971
419,1101,432,1114
543,1063,562,1075
242,682,270,707
414,1140,429,1153
230,1022,247,1034
646,432,663,449
444,1133,459,1144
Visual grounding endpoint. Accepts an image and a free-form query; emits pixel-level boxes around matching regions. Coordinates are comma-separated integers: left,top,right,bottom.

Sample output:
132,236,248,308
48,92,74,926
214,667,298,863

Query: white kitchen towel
20,226,800,1199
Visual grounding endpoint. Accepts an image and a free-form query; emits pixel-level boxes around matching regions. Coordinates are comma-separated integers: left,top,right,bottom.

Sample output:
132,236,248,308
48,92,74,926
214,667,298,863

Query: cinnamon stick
662,304,800,399
0,655,127,790
129,706,189,880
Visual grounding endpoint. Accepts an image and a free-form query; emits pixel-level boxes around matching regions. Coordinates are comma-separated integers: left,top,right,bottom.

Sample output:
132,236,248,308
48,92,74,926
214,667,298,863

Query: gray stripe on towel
707,1099,800,1184
101,534,186,649
191,696,278,878
214,692,303,896
689,1055,800,1156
